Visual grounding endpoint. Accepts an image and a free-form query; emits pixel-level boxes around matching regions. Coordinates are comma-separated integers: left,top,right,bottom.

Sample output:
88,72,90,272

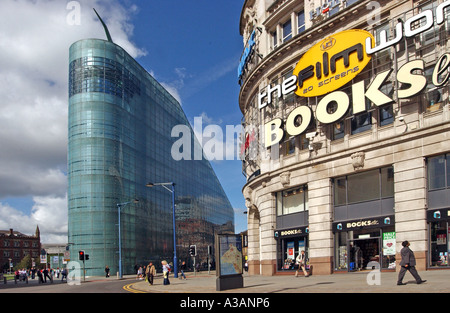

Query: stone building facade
0,227,41,271
238,0,450,275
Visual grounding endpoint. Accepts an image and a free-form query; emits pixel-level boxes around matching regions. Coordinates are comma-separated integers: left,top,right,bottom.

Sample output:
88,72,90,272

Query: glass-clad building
68,38,234,276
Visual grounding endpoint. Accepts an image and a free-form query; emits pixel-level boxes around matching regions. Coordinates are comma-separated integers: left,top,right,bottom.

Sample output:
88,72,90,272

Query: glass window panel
298,11,305,33
347,169,380,203
285,137,295,155
351,112,371,134
272,31,278,49
430,221,449,267
333,121,345,140
420,2,438,46
424,67,443,110
334,232,348,270
428,155,446,190
379,83,394,126
334,177,347,206
447,155,450,188
277,186,308,215
277,192,283,216
282,20,292,42
381,167,394,198
282,188,305,214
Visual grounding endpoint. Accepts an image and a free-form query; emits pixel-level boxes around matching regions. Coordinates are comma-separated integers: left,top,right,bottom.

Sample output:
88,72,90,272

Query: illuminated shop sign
274,226,309,238
427,209,450,221
259,1,450,148
333,216,394,232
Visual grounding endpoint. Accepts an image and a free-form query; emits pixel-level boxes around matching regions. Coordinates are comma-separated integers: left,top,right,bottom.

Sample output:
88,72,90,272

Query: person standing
61,267,67,281
162,260,170,285
136,266,143,280
31,267,36,280
105,265,110,278
295,250,309,277
179,261,187,280
37,269,44,284
43,268,52,283
146,262,156,285
397,240,426,285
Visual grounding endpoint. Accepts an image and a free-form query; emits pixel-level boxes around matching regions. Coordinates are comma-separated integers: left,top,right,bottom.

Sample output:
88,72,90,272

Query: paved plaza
126,269,450,293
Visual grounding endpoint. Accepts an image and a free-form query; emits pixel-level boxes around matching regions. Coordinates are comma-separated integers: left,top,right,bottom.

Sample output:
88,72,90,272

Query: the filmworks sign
260,1,450,148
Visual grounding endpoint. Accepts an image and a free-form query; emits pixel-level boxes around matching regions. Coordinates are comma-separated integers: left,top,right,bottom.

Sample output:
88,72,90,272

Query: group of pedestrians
289,240,428,286
111,260,190,287
11,267,68,284
160,260,188,285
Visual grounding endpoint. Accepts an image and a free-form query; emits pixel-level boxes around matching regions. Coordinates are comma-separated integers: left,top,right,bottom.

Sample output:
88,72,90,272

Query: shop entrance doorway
348,237,381,272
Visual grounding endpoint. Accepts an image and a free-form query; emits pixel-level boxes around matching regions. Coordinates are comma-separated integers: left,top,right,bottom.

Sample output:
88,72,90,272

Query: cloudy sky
0,0,247,243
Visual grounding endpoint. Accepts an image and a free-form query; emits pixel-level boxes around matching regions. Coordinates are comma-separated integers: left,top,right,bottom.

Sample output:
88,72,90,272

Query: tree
14,255,32,271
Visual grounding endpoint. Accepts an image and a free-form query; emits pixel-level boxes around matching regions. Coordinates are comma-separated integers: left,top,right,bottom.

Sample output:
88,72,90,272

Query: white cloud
161,82,183,104
158,56,238,105
0,194,67,243
0,0,145,243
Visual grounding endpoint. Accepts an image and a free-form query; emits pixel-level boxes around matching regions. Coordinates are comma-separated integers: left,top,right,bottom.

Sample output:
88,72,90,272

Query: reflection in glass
68,39,234,276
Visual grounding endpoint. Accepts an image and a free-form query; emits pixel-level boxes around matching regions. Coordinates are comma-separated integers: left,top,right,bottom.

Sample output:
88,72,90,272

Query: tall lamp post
146,182,178,278
116,199,139,279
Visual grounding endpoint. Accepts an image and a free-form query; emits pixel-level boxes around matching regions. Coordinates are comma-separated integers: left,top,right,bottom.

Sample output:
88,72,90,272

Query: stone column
244,187,261,275
308,178,333,275
394,156,427,271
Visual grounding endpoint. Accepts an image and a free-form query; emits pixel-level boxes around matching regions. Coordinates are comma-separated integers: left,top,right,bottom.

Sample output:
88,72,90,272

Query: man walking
146,262,156,286
397,240,426,285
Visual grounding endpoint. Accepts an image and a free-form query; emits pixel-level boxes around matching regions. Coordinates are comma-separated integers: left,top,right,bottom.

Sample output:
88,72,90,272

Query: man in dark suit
397,240,426,285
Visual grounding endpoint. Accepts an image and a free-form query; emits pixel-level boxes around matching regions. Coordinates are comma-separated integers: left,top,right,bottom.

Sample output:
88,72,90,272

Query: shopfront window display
277,237,309,271
430,221,449,267
334,227,395,272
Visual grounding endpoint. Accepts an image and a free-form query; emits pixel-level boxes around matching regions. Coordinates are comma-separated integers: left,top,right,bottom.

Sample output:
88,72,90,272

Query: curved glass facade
68,39,234,276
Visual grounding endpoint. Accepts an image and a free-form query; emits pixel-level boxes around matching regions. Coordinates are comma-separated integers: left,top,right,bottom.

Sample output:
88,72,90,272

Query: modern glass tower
68,38,234,276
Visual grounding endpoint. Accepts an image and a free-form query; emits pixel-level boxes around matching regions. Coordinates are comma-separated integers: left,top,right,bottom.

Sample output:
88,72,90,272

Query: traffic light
79,250,90,261
189,245,196,256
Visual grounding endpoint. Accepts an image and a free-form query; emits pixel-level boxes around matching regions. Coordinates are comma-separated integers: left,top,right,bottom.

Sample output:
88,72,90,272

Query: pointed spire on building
93,8,113,43
35,225,40,238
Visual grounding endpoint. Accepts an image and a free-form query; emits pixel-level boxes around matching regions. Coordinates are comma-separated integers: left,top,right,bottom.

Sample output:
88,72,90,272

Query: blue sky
0,0,248,242
131,1,248,232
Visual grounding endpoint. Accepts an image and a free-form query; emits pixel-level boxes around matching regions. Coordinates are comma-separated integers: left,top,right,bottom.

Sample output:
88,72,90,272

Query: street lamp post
116,199,139,279
146,182,178,278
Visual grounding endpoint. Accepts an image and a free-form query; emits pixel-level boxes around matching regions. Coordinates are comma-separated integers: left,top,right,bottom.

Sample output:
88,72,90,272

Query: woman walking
162,260,171,285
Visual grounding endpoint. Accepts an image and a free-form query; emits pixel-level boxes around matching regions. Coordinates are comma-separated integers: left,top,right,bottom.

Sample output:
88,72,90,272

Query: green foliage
13,255,32,271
